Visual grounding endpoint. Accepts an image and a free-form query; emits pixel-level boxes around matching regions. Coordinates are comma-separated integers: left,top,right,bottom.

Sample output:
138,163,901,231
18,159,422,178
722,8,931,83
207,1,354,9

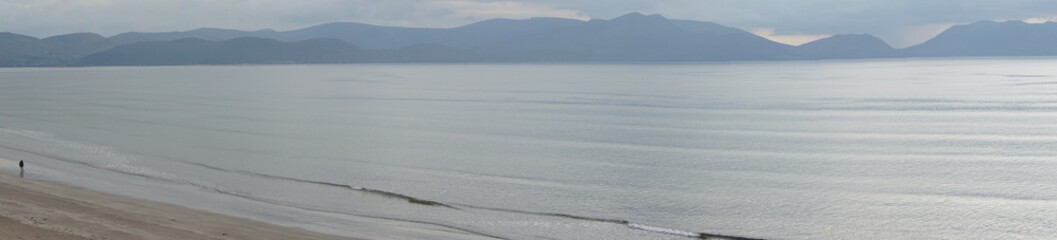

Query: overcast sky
3,0,1057,48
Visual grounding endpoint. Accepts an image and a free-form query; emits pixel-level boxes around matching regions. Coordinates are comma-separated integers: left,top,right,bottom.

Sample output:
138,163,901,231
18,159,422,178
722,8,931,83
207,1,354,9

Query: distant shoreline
3,55,1055,69
5,14,1056,67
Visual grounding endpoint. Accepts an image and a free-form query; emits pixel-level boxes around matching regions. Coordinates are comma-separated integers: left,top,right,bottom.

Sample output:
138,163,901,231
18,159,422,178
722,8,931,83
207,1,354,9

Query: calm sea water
2,59,1057,239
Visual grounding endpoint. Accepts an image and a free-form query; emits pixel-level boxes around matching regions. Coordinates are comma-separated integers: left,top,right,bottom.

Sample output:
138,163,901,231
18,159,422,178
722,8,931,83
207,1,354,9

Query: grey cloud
509,0,1057,46
2,0,1057,47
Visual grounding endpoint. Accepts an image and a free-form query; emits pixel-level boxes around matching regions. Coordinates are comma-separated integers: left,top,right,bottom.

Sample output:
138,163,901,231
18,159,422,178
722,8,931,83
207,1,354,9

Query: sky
3,0,1057,48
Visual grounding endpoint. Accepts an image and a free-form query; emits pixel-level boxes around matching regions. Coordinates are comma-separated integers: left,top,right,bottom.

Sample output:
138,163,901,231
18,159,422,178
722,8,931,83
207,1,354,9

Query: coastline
0,171,359,240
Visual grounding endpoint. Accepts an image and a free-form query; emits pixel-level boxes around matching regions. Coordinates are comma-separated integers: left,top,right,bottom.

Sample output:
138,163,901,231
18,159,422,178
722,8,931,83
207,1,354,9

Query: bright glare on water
1,58,1057,239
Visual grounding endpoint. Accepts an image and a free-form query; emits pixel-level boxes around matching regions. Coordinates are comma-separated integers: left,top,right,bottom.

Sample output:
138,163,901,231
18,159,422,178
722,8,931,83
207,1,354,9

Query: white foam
627,223,699,238
0,127,135,167
0,126,243,197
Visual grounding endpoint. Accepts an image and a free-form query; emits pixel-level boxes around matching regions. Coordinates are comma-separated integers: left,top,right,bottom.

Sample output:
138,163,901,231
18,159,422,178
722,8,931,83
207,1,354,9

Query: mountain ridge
901,20,1057,57
798,34,896,59
3,13,1057,66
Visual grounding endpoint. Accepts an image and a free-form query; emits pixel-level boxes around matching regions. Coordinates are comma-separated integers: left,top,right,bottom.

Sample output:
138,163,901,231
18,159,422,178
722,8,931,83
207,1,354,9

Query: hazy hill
670,19,754,35
266,22,439,49
472,12,796,61
42,33,116,57
0,31,102,66
77,37,474,66
903,20,1057,57
7,14,1057,67
797,34,895,59
79,13,800,64
79,37,364,65
427,17,586,48
0,33,49,66
106,17,585,49
110,28,279,46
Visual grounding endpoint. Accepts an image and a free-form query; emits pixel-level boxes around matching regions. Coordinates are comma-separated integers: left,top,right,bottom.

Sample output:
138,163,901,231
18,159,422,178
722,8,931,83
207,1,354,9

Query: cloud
639,0,1057,47
1023,16,1057,23
0,0,376,37
3,0,1057,47
750,28,832,46
424,1,587,22
0,0,593,37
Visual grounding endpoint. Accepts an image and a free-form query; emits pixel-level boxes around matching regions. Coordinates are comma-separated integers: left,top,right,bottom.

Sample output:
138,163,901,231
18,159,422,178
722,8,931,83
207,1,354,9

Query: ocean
1,59,1056,239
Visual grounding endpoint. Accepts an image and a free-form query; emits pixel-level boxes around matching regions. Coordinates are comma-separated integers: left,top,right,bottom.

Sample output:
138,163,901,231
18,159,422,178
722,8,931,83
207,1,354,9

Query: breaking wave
0,126,760,239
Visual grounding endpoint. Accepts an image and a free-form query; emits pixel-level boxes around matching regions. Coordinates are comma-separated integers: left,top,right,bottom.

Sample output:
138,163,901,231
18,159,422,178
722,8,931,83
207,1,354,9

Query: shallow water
2,59,1057,239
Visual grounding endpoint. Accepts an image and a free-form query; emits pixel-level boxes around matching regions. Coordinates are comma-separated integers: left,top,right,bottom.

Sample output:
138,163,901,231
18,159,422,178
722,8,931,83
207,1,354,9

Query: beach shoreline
0,171,361,240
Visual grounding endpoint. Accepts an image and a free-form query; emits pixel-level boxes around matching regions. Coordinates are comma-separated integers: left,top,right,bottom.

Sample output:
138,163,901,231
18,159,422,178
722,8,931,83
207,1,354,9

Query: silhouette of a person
19,160,23,178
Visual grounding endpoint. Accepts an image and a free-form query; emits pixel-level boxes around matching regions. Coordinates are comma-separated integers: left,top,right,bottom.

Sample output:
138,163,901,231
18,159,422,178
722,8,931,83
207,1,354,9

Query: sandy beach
0,172,359,240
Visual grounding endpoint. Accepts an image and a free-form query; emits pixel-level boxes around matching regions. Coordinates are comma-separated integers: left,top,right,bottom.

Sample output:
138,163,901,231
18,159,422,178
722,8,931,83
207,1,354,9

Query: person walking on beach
19,160,24,178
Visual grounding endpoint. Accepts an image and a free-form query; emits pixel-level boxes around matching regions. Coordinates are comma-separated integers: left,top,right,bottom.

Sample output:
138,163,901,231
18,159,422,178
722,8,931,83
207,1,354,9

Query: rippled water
1,59,1057,239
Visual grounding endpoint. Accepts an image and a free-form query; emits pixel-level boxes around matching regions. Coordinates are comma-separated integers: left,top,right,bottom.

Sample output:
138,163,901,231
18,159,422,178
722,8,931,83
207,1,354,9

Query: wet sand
0,172,360,240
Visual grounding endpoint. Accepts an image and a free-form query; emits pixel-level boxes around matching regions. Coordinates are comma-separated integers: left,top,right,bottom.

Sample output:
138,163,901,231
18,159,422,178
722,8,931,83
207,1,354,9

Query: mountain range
2,13,1056,66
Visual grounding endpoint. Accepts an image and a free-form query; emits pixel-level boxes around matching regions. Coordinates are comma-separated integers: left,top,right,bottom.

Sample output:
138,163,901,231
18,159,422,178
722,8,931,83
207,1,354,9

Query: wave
628,223,702,238
172,159,458,209
168,157,763,239
0,127,761,239
0,138,503,239
628,222,767,239
319,95,1057,113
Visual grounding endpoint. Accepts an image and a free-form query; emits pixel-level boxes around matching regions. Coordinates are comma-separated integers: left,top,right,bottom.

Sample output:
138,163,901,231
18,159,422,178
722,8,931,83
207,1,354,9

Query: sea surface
2,59,1057,239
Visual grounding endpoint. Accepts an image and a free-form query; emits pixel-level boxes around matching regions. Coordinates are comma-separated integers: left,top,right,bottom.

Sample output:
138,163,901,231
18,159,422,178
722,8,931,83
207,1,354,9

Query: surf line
0,144,510,239
172,159,458,209
173,158,765,239
454,202,761,238
0,141,762,240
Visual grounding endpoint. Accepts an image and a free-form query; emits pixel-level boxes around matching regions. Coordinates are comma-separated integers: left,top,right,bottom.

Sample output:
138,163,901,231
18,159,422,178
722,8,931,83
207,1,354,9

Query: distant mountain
79,13,800,64
362,43,476,62
670,19,754,35
106,17,585,49
797,34,895,59
80,37,363,65
262,22,438,49
77,37,473,66
0,33,52,66
472,13,796,61
42,33,116,57
8,16,594,66
110,28,279,46
426,17,586,48
7,13,1057,67
0,32,103,66
903,21,1057,57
